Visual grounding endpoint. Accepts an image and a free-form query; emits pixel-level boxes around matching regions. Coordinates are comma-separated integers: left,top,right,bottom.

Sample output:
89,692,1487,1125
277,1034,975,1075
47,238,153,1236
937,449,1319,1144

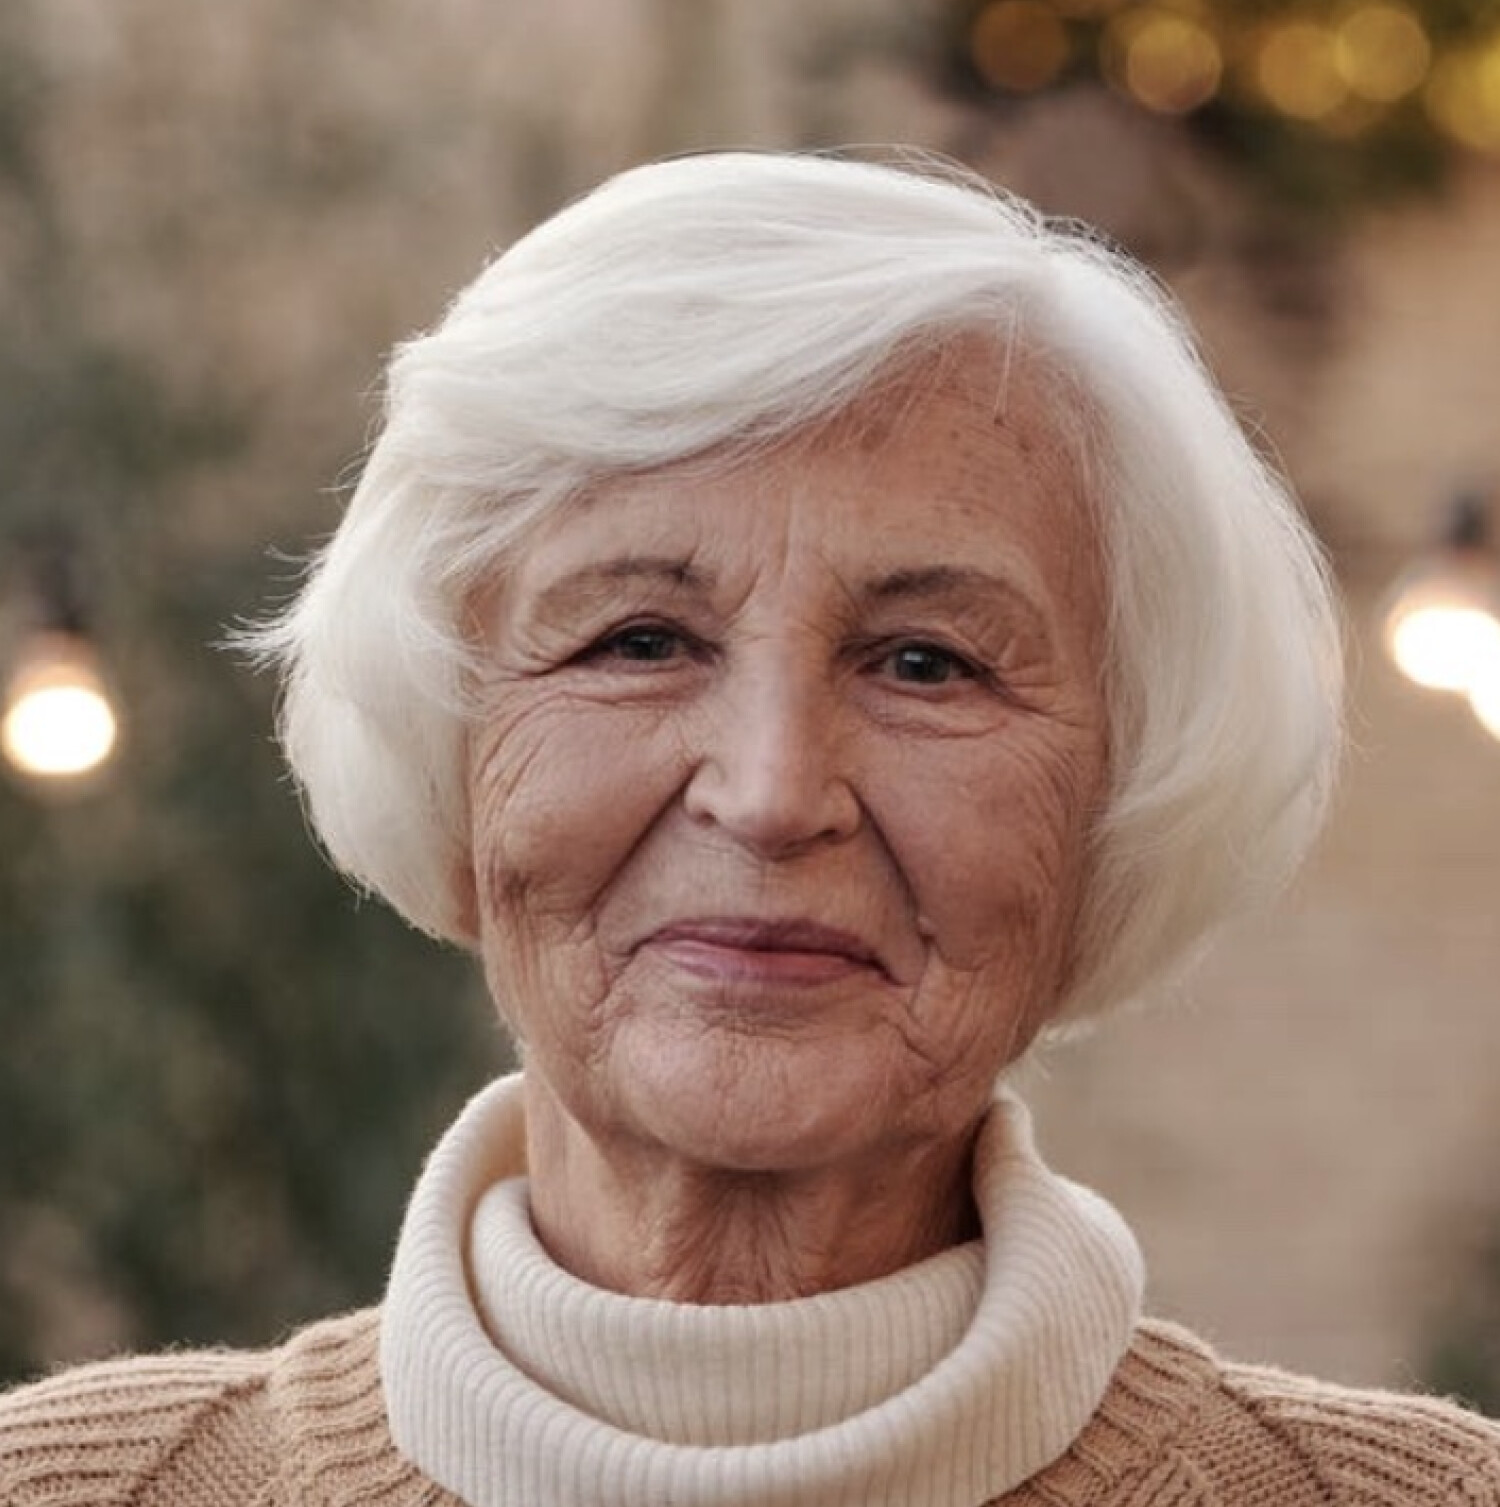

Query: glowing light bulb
2,632,119,780
1381,498,1500,695
1470,661,1500,742
1386,603,1500,691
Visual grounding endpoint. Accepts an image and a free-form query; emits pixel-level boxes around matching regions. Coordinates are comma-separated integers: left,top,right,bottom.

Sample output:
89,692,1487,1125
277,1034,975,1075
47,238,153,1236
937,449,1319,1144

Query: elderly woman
3,151,1497,1507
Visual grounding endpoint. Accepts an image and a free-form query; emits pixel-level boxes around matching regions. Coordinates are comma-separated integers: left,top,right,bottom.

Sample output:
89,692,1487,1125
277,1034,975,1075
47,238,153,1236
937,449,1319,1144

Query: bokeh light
1470,661,1500,741
1426,39,1500,154
1334,3,1430,104
970,0,1072,93
1105,7,1223,115
1256,19,1348,121
1,633,119,780
1385,601,1500,693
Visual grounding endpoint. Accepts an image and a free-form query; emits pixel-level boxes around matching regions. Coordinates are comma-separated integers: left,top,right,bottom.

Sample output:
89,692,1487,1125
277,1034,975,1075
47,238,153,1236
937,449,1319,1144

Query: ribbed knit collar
470,1179,987,1445
380,1073,1144,1507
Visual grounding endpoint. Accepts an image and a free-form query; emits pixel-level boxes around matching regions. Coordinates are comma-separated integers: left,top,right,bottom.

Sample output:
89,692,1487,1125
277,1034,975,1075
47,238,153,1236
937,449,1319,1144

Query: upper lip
645,917,889,974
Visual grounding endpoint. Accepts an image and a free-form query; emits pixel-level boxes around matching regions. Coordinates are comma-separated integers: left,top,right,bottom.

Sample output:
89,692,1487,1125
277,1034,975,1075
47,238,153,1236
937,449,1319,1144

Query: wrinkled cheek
936,879,1058,980
929,797,1094,985
468,719,566,905
466,750,554,1011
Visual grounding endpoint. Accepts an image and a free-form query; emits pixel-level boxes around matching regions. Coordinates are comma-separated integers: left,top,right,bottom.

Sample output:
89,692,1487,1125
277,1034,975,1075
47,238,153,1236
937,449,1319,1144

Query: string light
2,536,121,787
1386,596,1500,692
956,0,1499,160
1470,662,1500,744
970,0,1072,93
1334,3,1430,105
1381,497,1500,696
1425,38,1500,155
1255,19,1348,122
2,630,119,781
1103,6,1223,115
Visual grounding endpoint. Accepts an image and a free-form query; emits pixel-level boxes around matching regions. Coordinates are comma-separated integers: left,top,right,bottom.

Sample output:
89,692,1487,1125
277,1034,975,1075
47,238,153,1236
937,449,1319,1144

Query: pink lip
644,918,888,986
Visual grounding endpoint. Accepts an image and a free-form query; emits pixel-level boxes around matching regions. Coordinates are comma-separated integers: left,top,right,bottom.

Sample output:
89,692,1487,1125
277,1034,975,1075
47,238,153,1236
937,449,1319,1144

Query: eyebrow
529,555,713,616
862,565,1051,632
525,556,1052,638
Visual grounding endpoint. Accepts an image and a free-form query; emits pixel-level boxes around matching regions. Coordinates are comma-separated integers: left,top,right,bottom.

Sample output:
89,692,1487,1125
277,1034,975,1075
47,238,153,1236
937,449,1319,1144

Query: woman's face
465,354,1108,1179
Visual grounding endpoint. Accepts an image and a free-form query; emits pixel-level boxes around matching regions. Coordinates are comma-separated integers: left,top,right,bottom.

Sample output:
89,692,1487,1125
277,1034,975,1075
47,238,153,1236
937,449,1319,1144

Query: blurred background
2,0,1499,1407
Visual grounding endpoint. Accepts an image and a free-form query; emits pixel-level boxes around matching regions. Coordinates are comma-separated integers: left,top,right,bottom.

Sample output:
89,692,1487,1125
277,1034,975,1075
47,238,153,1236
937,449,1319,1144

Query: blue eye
886,643,973,685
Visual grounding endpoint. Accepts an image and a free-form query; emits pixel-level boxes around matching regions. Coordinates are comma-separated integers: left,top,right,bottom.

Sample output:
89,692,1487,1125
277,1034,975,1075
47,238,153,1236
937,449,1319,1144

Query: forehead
512,345,1102,626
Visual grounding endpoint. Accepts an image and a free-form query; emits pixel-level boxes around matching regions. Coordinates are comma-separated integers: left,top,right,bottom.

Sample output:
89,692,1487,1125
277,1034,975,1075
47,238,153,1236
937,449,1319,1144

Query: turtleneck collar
380,1073,1144,1507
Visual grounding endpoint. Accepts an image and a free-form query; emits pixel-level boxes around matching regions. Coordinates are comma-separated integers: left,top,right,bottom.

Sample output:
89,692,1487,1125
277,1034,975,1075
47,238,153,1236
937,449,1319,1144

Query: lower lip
650,937,875,987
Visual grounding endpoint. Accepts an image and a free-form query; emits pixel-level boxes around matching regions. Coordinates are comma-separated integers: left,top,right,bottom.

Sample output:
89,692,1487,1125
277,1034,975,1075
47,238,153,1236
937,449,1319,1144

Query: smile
643,918,889,986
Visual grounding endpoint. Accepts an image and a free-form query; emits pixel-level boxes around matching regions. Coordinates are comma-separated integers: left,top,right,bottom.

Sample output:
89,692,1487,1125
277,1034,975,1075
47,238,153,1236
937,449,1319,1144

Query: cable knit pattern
4,1314,1498,1506
3,1069,1498,1505
0,1346,269,1506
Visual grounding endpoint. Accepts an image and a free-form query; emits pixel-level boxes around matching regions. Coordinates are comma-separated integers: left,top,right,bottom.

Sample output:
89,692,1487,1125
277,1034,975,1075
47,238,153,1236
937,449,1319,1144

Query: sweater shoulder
1213,1344,1500,1506
0,1340,271,1507
1015,1321,1500,1507
0,1310,381,1507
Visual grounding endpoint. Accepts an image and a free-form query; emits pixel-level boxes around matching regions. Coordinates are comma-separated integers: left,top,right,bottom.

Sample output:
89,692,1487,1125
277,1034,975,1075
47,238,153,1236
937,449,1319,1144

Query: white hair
248,149,1343,1027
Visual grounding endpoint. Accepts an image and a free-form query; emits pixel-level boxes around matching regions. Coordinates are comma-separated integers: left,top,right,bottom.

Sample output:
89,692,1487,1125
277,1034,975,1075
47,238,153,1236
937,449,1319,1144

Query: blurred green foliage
0,4,503,1382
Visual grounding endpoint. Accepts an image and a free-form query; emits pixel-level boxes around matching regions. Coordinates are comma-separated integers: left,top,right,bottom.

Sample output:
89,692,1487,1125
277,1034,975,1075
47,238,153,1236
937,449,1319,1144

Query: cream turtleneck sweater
6,1074,1500,1506
379,1073,1145,1507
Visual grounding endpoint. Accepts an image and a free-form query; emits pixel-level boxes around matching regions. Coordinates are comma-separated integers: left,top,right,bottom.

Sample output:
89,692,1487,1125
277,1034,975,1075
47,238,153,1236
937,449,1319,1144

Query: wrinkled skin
462,349,1109,1301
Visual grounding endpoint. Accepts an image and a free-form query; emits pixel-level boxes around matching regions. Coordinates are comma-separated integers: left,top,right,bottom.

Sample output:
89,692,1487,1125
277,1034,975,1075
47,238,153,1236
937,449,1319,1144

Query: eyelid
575,617,706,665
859,633,986,676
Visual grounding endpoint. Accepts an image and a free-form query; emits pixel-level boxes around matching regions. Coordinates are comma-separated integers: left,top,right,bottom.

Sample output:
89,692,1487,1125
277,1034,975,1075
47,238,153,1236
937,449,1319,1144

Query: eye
880,641,978,687
581,622,697,665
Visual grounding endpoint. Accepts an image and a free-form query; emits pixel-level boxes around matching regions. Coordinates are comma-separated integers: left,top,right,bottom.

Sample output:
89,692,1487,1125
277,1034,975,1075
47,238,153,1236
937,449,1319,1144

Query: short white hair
250,150,1342,1027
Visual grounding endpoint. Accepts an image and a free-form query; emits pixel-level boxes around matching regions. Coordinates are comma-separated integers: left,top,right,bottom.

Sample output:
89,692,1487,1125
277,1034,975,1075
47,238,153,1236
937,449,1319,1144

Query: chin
612,1030,923,1177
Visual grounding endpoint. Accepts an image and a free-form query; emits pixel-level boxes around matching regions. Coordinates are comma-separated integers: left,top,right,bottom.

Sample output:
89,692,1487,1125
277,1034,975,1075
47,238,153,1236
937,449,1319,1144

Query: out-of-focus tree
0,0,960,1381
0,1,508,1383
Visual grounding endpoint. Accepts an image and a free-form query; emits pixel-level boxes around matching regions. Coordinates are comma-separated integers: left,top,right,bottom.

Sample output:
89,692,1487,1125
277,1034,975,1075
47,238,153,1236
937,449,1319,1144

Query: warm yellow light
970,0,1071,93
1106,8,1223,115
1470,662,1500,742
1387,605,1500,691
1426,40,1500,154
1257,20,1348,121
2,632,119,780
1334,4,1430,104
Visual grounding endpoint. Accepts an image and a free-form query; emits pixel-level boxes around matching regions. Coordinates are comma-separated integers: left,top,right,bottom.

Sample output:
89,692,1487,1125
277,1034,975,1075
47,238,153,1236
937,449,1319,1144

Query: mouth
642,917,890,987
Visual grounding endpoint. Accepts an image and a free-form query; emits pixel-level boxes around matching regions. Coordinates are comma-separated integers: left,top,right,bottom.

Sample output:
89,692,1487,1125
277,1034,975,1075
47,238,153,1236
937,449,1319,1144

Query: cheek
467,693,690,944
895,728,1104,974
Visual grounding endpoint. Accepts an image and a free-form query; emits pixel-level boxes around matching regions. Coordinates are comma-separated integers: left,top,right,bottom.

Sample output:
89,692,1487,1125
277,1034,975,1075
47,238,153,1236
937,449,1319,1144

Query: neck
523,1076,980,1303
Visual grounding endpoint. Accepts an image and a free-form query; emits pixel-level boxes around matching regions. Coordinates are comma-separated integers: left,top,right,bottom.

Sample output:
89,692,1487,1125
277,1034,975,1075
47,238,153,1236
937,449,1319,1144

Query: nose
682,664,861,857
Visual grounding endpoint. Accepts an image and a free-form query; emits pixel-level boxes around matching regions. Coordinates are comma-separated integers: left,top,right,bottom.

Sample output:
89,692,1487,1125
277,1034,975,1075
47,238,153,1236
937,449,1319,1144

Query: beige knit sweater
4,1309,1500,1506
4,1075,1498,1505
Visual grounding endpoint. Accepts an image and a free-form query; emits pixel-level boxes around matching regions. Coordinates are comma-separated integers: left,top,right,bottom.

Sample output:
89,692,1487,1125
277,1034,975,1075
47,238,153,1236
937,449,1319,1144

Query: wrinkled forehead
477,334,1106,636
490,337,1106,648
810,332,1085,448
563,331,1096,527
669,337,1100,603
